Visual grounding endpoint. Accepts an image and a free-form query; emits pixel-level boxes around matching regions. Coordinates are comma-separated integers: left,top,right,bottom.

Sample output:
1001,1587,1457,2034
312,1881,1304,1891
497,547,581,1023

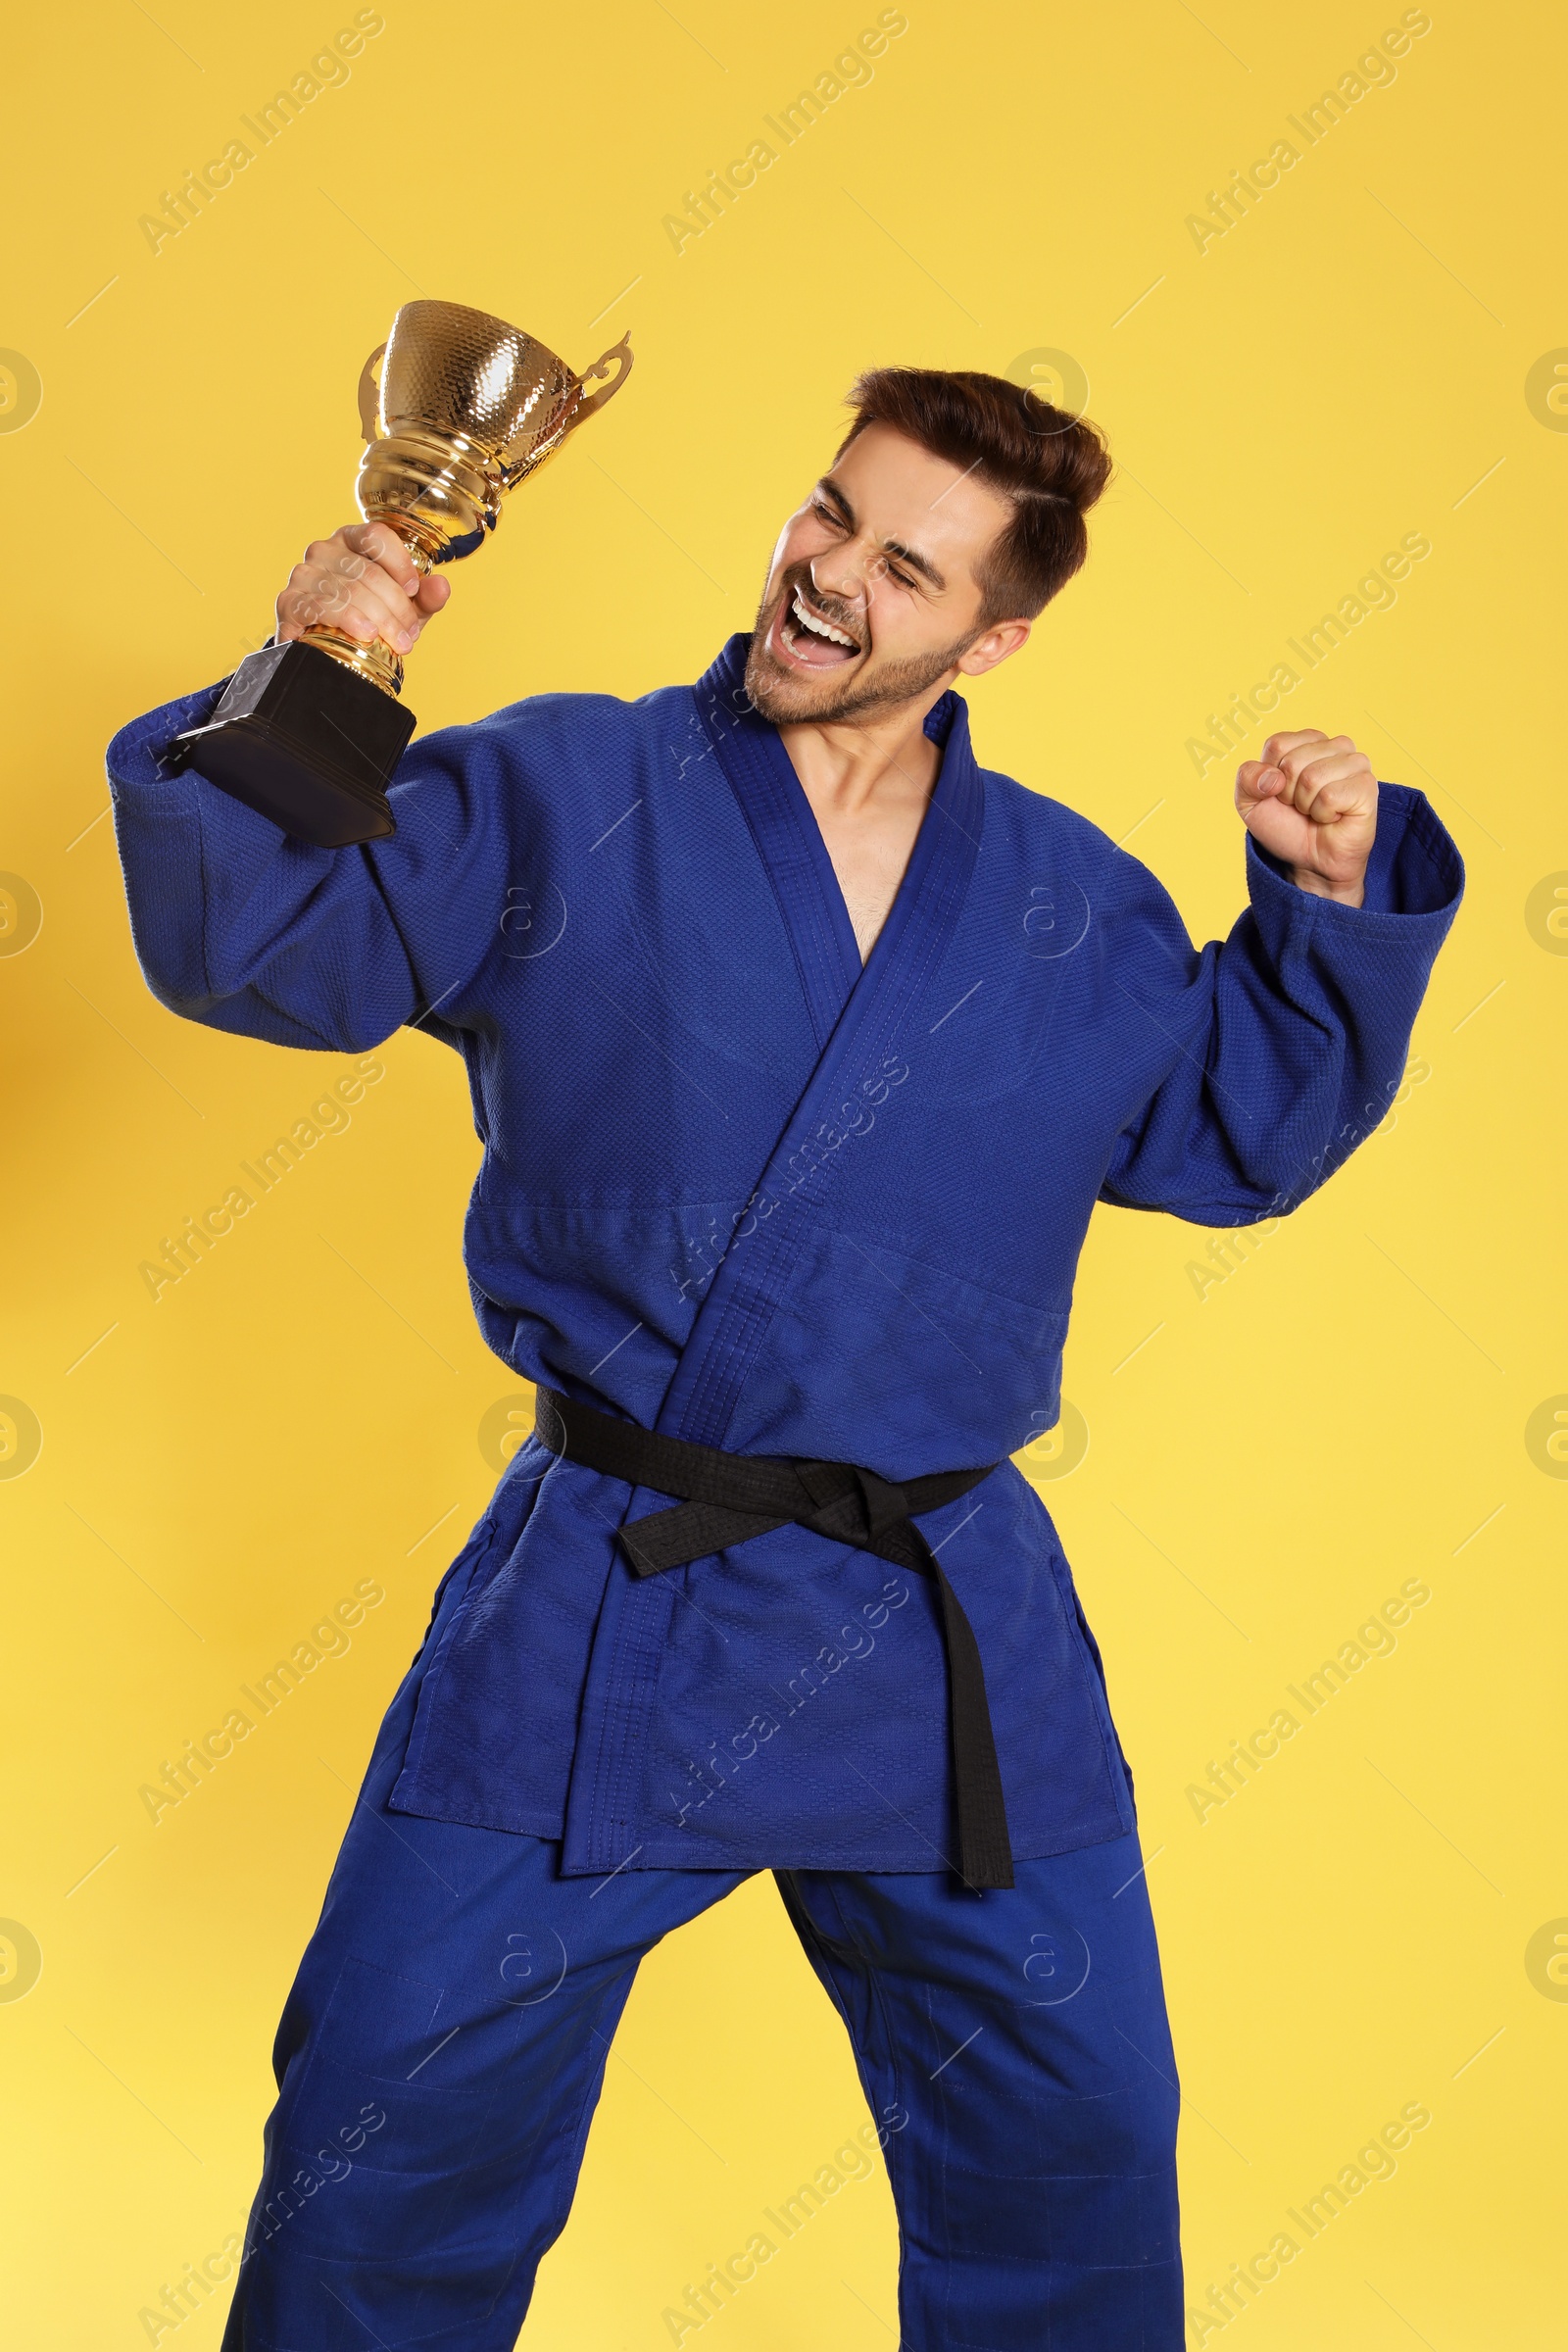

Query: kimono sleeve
1099,781,1463,1226
106,673,514,1054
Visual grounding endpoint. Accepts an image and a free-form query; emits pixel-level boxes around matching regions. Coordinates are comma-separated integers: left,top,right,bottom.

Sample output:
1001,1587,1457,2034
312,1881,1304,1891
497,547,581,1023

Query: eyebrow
814,477,948,593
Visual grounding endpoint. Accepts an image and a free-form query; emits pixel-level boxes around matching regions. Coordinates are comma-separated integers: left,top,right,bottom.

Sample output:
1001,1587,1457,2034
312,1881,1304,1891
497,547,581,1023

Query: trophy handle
568,331,634,429
357,342,388,441
495,333,635,490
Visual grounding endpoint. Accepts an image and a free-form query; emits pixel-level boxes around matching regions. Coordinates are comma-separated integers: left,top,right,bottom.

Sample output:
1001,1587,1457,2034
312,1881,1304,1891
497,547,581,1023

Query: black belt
534,1388,1014,1890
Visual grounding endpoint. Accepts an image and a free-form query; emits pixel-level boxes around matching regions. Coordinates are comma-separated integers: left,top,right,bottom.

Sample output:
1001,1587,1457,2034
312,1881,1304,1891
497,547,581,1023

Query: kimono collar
691,633,982,1048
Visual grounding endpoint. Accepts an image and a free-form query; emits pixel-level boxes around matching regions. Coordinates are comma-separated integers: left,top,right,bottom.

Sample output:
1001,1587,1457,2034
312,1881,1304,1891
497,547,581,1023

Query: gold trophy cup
172,300,633,846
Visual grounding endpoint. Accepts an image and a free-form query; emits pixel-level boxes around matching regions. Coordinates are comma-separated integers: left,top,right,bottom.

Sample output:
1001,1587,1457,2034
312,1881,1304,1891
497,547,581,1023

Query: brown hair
835,366,1112,623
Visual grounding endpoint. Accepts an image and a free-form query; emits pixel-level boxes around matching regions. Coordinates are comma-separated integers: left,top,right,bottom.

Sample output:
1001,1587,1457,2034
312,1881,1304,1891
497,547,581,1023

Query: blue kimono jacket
107,635,1463,1877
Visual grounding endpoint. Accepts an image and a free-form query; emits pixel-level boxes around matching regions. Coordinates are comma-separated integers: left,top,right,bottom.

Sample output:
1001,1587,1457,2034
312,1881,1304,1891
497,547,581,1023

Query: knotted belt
534,1387,1014,1891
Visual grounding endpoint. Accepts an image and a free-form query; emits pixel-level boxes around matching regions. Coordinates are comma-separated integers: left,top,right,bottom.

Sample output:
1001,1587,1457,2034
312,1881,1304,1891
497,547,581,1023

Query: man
108,366,1462,2350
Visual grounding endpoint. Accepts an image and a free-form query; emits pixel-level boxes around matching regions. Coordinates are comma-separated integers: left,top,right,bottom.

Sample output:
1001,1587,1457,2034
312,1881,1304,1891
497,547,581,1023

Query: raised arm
105,523,500,1055
1100,731,1464,1225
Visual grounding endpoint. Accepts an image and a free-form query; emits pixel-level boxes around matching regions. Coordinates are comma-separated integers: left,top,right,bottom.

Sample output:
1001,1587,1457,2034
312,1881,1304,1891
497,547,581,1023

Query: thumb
1236,759,1286,814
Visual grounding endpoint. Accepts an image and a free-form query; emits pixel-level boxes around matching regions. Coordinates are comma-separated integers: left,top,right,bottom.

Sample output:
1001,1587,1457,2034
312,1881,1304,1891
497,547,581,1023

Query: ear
956,617,1032,678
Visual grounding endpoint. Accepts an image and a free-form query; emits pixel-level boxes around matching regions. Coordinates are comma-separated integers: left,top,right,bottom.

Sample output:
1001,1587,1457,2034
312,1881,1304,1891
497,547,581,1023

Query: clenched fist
276,521,451,657
1236,730,1377,907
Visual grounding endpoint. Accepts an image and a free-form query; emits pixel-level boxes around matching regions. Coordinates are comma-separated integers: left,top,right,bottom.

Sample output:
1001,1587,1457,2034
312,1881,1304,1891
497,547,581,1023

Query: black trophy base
169,640,416,846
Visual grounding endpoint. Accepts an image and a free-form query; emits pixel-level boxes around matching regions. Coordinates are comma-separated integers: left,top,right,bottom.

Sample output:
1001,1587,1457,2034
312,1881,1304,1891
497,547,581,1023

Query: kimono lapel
561,635,986,1873
691,642,862,1052
663,636,985,1450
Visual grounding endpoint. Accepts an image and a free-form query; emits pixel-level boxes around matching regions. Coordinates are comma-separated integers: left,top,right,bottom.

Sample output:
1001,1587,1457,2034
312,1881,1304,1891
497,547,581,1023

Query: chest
805,791,931,963
457,672,1191,1266
783,720,942,967
467,743,1172,1252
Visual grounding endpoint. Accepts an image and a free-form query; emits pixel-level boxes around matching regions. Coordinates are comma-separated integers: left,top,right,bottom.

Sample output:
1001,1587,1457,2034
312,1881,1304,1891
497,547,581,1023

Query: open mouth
771,582,864,671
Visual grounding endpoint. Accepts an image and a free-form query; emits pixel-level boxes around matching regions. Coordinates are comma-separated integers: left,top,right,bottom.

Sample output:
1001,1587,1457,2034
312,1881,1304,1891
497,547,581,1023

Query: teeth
791,590,857,649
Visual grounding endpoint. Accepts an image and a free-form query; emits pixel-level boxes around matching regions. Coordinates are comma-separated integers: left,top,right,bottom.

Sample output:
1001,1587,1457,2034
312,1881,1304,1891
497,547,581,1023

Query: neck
777,677,952,810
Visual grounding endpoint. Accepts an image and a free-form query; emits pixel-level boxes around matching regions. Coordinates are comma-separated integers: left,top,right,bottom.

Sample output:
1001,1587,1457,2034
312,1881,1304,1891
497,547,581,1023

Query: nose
808,553,864,610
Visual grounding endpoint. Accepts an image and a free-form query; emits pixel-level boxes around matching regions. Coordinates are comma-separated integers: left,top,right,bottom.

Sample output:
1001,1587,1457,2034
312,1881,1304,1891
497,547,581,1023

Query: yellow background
2,1,1562,2343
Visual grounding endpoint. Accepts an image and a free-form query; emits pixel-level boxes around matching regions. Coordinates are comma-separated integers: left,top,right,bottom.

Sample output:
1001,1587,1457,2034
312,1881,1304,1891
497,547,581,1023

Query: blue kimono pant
220,1661,1184,2350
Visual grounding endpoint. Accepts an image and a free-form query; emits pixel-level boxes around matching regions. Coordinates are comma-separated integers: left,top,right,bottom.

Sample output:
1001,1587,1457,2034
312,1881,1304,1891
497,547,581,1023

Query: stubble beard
742,575,981,727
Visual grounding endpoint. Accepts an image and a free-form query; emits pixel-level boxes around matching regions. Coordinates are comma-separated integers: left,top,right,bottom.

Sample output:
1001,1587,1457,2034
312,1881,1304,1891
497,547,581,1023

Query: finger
282,538,390,624
279,567,389,645
1235,759,1286,811
277,567,353,641
1277,733,1354,788
276,529,445,650
281,578,407,649
319,538,425,638
301,549,419,647
1288,755,1375,823
1274,754,1366,824
1261,729,1329,767
347,562,424,645
319,527,428,645
341,521,424,597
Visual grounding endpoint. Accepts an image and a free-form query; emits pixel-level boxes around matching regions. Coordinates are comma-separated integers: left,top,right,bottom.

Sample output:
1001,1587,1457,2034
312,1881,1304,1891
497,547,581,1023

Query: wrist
1290,865,1365,908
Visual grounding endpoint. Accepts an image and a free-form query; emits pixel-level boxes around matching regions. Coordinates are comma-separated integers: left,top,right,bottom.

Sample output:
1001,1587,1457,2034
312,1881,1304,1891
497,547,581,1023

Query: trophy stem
302,526,435,700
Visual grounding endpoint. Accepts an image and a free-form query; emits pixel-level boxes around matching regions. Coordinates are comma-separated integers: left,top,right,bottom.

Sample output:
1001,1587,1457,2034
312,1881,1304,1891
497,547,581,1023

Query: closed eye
809,496,917,590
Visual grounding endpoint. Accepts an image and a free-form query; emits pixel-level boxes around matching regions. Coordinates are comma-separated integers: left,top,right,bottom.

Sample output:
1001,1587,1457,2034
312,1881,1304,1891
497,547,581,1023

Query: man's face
744,421,1031,726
